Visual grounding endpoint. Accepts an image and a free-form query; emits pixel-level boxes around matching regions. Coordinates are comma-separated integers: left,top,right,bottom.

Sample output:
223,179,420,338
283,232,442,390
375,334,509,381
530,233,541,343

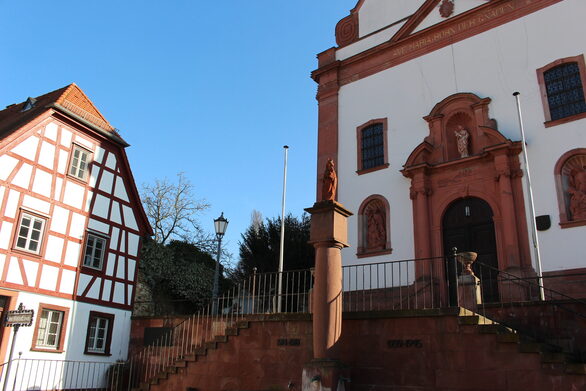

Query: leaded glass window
544,62,586,121
361,123,384,170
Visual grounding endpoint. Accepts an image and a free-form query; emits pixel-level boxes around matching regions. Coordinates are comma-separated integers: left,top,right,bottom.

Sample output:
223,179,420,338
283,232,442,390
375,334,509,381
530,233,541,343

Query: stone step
173,360,188,368
497,333,520,343
194,346,207,356
565,363,586,375
519,342,543,353
205,341,218,350
226,327,239,336
215,335,228,343
541,351,568,364
458,315,480,325
237,321,250,329
478,324,512,334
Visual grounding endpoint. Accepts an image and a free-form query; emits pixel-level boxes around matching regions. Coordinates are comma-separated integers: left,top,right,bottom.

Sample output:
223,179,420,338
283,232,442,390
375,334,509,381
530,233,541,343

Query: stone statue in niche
365,201,386,251
454,125,470,158
321,159,337,201
568,166,586,220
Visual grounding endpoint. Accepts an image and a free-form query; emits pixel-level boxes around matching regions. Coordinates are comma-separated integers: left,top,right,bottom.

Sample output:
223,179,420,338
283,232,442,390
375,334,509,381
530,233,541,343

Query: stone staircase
132,320,251,391
131,309,586,391
457,309,586,376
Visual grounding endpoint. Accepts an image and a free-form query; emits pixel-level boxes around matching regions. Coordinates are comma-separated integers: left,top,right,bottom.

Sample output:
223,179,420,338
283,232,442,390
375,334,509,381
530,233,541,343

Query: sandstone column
303,200,352,391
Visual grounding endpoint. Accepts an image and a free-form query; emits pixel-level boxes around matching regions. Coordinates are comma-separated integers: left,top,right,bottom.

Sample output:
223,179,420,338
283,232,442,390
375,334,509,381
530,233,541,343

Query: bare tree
141,172,210,245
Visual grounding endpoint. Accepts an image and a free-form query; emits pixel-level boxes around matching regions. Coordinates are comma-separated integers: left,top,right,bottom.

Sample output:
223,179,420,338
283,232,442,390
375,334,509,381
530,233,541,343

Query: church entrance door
442,197,499,304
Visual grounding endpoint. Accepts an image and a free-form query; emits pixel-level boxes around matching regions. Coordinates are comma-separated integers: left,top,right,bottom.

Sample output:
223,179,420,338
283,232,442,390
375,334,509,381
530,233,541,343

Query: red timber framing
312,0,563,200
0,87,152,312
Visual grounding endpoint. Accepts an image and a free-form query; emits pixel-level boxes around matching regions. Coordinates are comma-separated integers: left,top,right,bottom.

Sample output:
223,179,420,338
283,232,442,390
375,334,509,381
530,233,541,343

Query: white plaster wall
358,0,422,37
337,0,586,273
4,292,131,362
414,0,486,33
337,22,404,61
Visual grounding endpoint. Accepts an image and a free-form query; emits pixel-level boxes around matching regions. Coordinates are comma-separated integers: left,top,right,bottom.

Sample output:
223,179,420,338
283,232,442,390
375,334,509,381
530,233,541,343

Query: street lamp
212,212,228,314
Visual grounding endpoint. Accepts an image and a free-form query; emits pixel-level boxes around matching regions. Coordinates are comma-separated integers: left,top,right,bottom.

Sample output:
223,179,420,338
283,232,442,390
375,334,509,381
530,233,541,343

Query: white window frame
36,309,64,350
87,316,110,353
83,233,107,270
14,212,46,254
69,144,92,181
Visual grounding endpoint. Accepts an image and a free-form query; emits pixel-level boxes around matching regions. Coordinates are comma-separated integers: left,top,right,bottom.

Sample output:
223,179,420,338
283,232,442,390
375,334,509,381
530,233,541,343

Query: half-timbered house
0,84,151,373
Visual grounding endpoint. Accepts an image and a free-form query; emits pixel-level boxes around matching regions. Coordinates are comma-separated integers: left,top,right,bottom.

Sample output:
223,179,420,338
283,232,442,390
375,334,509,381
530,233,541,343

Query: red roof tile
0,83,117,137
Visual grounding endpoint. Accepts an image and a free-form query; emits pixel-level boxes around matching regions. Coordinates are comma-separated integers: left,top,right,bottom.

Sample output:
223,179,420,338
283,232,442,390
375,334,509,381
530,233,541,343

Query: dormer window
69,144,92,181
21,97,37,112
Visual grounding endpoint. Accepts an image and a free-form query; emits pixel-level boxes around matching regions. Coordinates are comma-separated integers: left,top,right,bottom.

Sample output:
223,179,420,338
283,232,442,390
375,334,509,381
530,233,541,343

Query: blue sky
0,0,358,264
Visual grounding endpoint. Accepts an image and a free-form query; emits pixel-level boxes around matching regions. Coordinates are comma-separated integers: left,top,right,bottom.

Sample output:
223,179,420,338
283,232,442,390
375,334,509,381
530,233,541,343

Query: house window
14,212,46,254
356,119,389,174
83,233,107,270
32,304,69,352
85,312,114,355
357,195,392,257
537,55,586,125
69,144,92,181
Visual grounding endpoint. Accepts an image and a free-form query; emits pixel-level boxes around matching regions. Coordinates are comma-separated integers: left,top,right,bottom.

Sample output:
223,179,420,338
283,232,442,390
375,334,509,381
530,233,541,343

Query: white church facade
0,84,151,372
312,0,586,297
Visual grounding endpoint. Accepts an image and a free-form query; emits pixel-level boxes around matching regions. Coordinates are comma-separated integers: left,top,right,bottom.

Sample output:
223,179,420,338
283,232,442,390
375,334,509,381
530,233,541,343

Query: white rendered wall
1,291,131,390
358,0,422,37
337,0,586,272
2,291,130,362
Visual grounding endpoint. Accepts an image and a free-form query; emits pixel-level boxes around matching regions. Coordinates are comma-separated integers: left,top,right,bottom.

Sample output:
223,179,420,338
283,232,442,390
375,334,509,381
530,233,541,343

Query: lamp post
212,212,228,314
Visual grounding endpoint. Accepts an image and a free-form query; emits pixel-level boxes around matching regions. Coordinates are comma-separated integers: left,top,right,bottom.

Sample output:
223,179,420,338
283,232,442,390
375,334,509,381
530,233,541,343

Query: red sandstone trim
314,0,563,87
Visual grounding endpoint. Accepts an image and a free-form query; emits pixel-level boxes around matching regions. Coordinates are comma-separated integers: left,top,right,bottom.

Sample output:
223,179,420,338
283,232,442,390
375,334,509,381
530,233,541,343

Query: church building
0,84,151,376
312,0,586,297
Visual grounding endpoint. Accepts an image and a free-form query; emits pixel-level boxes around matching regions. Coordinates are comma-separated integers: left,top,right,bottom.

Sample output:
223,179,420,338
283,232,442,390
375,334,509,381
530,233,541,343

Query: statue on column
568,166,586,220
322,159,338,201
454,125,470,158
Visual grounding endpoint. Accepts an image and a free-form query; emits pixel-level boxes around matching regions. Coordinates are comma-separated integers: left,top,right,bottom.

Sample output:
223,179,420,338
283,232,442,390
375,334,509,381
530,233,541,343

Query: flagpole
278,145,289,312
513,92,545,300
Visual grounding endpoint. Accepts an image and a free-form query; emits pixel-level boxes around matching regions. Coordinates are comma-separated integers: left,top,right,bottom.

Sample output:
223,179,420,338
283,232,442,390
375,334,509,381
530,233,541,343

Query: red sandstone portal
401,93,534,299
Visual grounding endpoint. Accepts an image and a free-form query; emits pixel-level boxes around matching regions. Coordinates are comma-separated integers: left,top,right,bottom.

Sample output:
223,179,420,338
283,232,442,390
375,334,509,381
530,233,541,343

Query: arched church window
537,55,586,126
357,195,392,257
356,119,389,174
554,149,586,228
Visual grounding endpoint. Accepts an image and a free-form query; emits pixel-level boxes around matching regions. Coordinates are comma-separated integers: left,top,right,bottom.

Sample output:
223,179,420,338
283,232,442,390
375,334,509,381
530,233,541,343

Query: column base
302,359,349,391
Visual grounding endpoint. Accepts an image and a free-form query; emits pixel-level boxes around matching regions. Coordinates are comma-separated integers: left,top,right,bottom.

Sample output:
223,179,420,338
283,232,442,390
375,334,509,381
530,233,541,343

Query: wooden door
443,198,499,304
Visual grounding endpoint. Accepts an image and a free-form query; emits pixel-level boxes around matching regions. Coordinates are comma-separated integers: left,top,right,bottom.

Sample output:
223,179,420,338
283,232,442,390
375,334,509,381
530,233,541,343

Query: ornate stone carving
568,166,586,220
364,200,386,251
439,0,455,18
321,159,338,201
335,13,359,47
454,125,470,158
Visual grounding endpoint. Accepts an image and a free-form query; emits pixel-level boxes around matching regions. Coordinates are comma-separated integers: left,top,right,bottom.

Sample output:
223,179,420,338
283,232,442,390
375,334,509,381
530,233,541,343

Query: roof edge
49,103,130,147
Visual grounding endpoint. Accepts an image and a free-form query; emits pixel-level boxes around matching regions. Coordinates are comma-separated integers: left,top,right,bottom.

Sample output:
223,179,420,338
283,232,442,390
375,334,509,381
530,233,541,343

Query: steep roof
0,83,126,144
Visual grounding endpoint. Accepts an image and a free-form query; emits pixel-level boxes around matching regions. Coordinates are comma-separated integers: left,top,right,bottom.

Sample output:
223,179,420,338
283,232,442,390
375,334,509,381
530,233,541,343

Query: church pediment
404,93,513,169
